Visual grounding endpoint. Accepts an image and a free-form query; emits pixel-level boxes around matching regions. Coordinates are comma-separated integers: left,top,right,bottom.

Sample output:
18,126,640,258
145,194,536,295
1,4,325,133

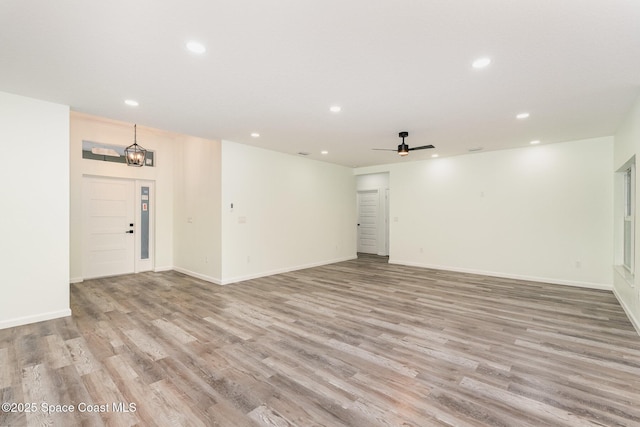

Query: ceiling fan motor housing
398,131,409,155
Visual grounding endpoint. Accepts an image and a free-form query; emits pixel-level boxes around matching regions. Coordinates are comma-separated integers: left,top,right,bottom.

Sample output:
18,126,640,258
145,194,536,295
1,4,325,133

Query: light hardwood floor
2,254,640,426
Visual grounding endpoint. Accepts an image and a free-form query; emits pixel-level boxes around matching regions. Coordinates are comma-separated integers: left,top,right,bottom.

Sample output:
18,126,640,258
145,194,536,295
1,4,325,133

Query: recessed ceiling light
516,112,530,119
186,41,206,54
431,154,439,158
530,140,540,145
124,99,139,107
472,57,491,69
251,132,260,138
329,105,341,113
321,150,328,155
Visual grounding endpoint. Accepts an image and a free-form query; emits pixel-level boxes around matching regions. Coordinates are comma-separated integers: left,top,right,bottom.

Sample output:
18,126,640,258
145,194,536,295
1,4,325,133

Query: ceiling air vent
468,147,483,152
298,152,310,156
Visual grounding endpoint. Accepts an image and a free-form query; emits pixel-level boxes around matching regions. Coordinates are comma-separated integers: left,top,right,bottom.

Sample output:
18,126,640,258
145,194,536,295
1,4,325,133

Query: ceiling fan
373,131,435,156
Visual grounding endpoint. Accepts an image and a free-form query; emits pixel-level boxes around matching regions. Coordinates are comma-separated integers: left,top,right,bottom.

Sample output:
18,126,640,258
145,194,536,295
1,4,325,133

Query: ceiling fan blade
372,148,398,151
408,144,435,151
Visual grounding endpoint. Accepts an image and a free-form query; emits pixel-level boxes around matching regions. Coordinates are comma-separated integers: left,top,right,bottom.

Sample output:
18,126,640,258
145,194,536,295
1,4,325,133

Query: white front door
83,177,135,278
357,190,379,254
82,177,155,279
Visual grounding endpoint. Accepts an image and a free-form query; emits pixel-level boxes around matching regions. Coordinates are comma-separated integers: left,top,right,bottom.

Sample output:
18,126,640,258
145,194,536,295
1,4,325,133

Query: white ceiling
2,0,639,167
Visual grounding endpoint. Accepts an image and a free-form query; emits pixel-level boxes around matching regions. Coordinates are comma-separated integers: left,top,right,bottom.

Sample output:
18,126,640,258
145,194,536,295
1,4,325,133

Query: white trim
0,309,72,330
220,256,357,285
172,267,222,285
612,286,640,337
70,265,190,284
71,257,357,288
383,188,390,256
623,164,635,273
614,264,635,288
389,259,612,290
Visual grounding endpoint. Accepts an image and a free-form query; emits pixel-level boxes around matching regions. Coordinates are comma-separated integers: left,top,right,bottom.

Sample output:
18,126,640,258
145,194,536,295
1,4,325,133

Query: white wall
221,141,357,284
173,136,222,283
356,172,389,191
69,113,176,281
0,92,70,329
356,136,614,289
613,95,640,333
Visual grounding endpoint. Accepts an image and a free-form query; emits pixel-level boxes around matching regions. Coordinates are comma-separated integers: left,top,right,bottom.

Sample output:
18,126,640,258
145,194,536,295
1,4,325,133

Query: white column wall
221,141,357,284
173,136,222,283
0,92,70,329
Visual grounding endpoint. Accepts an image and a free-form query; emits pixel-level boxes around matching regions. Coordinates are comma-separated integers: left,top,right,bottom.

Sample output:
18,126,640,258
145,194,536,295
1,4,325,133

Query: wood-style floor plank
1,254,640,426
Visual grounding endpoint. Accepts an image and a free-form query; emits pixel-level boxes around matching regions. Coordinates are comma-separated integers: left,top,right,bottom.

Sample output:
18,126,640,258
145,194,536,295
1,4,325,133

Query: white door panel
357,190,379,254
83,177,136,279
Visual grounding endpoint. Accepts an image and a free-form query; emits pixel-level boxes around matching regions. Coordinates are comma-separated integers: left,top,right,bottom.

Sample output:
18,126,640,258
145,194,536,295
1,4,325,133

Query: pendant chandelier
124,124,147,167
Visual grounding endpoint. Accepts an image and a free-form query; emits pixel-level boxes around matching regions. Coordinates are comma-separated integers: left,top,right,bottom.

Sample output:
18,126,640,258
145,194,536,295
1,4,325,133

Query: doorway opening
356,172,390,257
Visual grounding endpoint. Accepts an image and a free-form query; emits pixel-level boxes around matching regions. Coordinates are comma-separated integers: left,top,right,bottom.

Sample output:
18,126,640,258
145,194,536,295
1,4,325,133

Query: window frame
623,164,635,273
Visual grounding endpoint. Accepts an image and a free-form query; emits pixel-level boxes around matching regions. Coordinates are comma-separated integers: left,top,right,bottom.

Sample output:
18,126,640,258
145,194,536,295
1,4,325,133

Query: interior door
83,177,135,278
357,190,379,254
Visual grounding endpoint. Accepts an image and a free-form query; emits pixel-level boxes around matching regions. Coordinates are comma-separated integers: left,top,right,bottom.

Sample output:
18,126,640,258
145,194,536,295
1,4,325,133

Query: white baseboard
70,265,175,283
612,287,640,337
172,267,222,285
0,309,72,330
77,257,357,287
389,259,613,291
220,256,357,285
